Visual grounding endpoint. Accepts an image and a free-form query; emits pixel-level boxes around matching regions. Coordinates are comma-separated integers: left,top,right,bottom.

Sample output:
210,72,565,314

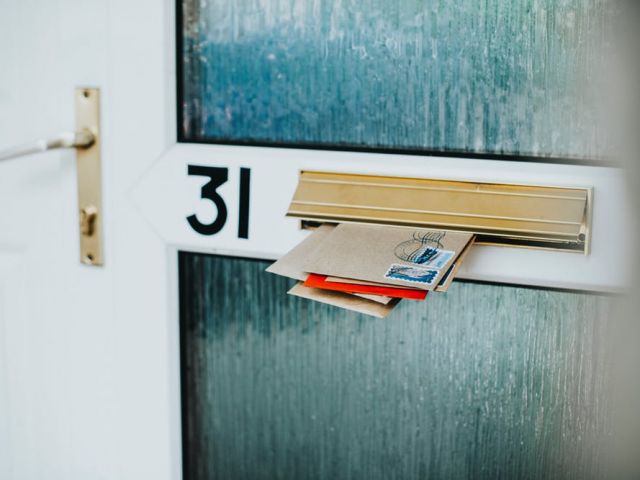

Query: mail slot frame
287,171,593,254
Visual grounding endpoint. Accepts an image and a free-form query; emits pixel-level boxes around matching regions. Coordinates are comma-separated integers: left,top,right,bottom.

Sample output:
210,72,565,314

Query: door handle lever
0,128,95,162
0,88,104,266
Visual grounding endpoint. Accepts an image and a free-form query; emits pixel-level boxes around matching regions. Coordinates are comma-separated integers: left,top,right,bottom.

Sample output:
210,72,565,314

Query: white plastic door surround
132,143,631,293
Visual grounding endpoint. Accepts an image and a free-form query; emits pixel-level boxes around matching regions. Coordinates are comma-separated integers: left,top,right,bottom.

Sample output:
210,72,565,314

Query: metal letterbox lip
287,171,592,254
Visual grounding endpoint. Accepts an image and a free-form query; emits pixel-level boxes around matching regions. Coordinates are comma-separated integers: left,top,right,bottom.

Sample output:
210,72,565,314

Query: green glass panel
179,253,613,480
179,0,614,159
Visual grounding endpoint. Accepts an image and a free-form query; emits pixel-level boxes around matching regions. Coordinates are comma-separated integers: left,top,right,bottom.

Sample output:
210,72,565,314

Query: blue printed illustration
411,246,439,265
385,264,439,285
395,231,444,261
394,231,454,269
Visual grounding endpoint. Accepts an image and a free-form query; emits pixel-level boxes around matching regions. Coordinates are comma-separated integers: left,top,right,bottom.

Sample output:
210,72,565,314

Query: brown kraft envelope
302,224,473,291
266,224,393,304
434,236,475,292
288,283,399,318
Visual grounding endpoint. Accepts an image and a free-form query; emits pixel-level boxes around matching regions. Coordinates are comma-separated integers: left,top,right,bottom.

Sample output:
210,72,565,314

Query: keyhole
80,205,98,236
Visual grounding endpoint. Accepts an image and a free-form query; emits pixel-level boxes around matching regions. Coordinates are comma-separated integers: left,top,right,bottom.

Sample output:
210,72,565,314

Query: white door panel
0,0,170,478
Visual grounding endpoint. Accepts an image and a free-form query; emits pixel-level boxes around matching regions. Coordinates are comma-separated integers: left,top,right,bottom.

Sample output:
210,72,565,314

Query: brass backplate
288,171,592,254
75,87,103,266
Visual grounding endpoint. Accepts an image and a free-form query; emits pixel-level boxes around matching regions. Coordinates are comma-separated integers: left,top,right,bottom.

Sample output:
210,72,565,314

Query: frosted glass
179,254,613,480
178,2,616,476
180,0,613,159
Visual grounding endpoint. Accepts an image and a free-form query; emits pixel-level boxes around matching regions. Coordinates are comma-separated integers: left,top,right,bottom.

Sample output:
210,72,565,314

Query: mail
303,224,472,290
267,223,475,317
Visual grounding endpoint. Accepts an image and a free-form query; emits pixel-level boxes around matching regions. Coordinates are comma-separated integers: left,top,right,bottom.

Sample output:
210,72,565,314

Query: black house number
186,165,251,239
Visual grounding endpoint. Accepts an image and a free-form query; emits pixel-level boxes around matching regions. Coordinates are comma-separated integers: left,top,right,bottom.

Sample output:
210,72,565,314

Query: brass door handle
0,88,104,266
0,128,95,162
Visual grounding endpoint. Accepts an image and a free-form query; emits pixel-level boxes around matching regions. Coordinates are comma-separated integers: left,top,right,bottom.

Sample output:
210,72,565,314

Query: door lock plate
75,88,103,265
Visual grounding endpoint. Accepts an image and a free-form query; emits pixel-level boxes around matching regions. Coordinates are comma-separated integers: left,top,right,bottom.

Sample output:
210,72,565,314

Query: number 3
187,165,251,239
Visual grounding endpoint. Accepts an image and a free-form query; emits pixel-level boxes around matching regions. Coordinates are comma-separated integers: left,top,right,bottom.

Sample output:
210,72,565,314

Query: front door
0,1,625,479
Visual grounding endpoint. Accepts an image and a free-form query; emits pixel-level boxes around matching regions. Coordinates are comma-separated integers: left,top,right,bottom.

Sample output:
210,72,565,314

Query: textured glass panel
180,0,614,159
179,253,613,480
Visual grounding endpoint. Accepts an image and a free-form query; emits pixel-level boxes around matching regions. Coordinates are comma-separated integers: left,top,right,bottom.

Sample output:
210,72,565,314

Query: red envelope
304,274,428,301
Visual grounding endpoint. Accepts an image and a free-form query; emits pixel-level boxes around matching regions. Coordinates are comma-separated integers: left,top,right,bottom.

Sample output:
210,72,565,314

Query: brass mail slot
287,171,592,254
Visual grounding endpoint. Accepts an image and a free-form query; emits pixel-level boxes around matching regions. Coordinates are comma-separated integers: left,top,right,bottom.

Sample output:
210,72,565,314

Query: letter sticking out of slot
286,171,592,254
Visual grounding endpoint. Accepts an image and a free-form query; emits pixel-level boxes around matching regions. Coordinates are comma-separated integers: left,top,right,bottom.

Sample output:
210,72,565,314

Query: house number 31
186,165,251,239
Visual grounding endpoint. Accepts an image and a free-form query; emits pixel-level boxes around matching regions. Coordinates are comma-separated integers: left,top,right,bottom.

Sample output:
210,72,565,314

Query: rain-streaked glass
179,254,613,480
180,0,614,159
178,2,616,478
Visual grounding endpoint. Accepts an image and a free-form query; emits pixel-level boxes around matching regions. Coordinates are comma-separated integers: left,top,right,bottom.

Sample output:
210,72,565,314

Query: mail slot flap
287,171,592,253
